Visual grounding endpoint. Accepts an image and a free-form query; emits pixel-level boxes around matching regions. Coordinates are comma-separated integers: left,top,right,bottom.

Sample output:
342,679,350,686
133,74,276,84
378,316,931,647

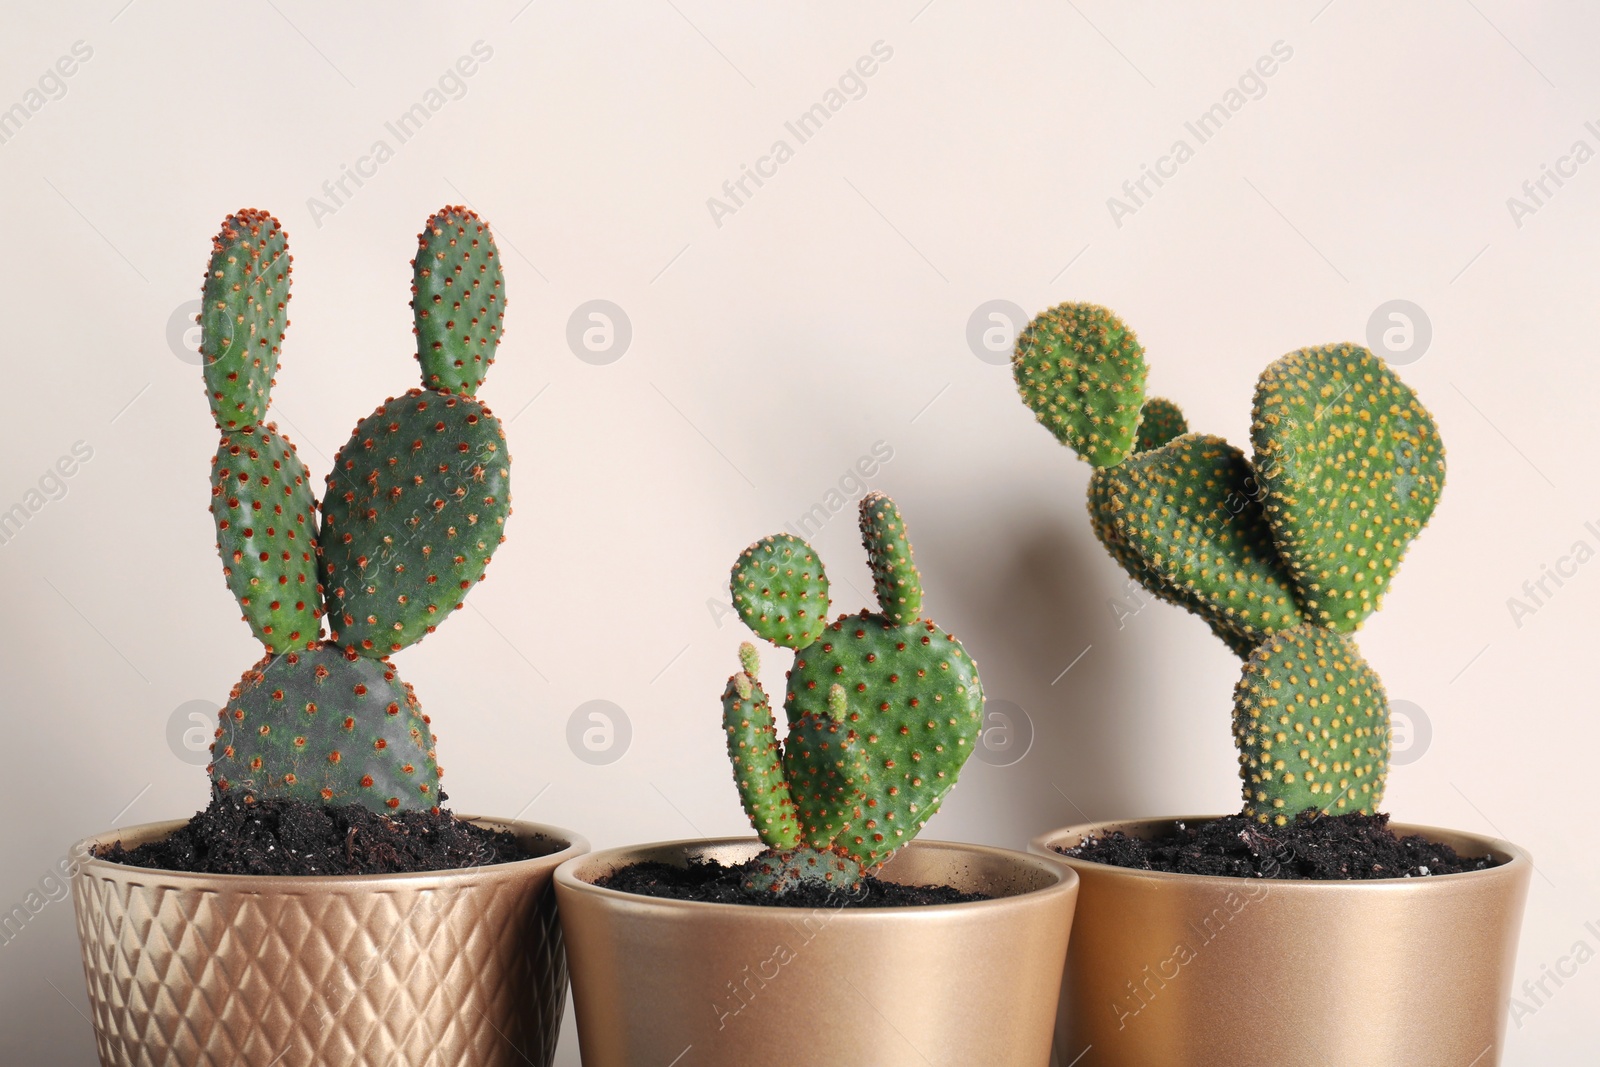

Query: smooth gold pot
72,815,587,1067
1031,816,1532,1067
554,837,1079,1066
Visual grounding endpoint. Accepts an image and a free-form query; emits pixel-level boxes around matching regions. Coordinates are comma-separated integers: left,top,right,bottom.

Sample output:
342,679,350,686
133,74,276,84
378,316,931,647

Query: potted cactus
554,493,1079,1066
1010,304,1531,1066
70,208,586,1067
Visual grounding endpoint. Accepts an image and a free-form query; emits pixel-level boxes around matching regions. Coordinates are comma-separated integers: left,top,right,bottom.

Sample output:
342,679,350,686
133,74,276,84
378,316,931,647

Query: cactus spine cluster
723,494,984,894
201,207,509,813
1013,303,1444,825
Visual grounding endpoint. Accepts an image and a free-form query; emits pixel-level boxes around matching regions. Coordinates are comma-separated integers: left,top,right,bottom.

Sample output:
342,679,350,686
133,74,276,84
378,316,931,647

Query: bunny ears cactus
200,207,511,813
1013,302,1444,824
722,494,984,894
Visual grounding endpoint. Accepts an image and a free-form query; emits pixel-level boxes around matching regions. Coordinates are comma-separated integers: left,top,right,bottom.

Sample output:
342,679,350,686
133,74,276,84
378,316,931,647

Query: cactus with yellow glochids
1012,303,1444,825
201,205,509,812
722,494,984,894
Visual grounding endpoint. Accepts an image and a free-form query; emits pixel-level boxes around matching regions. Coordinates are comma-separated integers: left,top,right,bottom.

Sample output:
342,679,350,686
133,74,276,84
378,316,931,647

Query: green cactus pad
859,492,923,624
209,645,441,813
783,706,869,851
722,658,800,850
201,209,290,431
412,206,505,397
1097,434,1309,650
320,389,510,655
786,611,983,867
742,847,863,894
1134,396,1188,454
730,534,830,649
1012,302,1148,467
1233,624,1389,825
1251,344,1445,632
210,425,322,653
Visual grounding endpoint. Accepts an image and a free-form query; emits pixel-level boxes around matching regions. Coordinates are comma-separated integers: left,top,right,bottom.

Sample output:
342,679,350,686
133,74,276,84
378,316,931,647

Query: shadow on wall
947,503,1156,841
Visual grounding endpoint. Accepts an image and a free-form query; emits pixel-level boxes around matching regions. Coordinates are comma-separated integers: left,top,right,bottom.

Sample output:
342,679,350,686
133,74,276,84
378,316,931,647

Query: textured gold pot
1031,816,1532,1067
554,837,1078,1066
72,815,587,1067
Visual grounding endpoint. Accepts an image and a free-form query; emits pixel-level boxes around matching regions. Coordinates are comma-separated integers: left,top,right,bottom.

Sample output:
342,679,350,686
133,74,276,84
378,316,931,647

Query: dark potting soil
595,858,991,908
95,794,552,875
1059,812,1501,880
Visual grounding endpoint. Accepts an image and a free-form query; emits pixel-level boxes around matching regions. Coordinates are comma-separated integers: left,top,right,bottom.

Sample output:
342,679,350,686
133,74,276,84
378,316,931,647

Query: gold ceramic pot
72,815,587,1067
554,836,1078,1067
1031,816,1532,1067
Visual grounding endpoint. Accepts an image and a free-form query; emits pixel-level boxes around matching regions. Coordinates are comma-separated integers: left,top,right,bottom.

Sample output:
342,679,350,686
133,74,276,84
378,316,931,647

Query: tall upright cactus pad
860,492,922,624
1134,396,1188,454
412,207,505,397
1095,434,1309,650
209,645,441,813
201,210,290,431
209,425,322,653
720,495,983,892
1251,344,1445,632
320,389,510,655
1232,624,1389,825
722,654,800,850
1012,302,1148,467
730,534,830,650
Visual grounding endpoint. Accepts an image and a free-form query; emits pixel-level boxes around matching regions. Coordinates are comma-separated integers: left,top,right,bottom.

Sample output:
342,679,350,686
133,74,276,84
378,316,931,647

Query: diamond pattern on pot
73,859,566,1066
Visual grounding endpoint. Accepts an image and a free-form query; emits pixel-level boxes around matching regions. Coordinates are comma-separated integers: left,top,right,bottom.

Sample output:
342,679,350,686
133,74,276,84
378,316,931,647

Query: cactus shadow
962,511,1152,838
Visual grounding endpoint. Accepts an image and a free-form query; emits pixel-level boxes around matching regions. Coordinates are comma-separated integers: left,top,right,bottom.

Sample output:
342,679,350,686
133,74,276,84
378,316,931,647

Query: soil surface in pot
1060,813,1500,880
596,857,990,907
94,794,557,875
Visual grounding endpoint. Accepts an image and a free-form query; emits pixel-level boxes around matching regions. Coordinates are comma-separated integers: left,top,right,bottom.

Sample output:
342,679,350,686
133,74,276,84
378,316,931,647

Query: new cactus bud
412,206,505,397
201,210,289,431
719,494,983,895
1134,396,1187,454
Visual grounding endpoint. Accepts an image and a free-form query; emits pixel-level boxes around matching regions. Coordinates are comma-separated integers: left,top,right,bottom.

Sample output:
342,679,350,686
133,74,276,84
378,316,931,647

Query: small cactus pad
1134,396,1188,454
722,658,800,850
782,704,870,852
860,492,923,624
210,425,322,652
1096,434,1309,650
320,389,510,655
1232,624,1389,825
786,612,983,867
742,847,863,894
730,534,830,649
412,206,505,397
1012,302,1148,467
209,645,441,813
201,210,290,431
1251,344,1445,632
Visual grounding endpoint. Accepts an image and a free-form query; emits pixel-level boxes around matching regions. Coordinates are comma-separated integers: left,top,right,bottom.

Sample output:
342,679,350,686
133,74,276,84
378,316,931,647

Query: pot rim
1029,813,1531,890
555,835,1078,917
73,813,589,890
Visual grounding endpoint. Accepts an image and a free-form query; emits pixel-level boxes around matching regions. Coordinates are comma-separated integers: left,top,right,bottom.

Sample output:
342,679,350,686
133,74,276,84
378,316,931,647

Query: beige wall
2,2,1596,1062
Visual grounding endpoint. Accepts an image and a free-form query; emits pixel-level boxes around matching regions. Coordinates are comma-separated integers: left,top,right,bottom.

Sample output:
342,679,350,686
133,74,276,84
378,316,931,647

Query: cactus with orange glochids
1012,303,1445,825
202,206,508,812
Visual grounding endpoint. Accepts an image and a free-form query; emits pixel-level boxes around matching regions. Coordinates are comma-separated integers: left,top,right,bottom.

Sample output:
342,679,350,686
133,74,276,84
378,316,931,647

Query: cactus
196,206,513,813
722,494,983,895
1012,304,1443,824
